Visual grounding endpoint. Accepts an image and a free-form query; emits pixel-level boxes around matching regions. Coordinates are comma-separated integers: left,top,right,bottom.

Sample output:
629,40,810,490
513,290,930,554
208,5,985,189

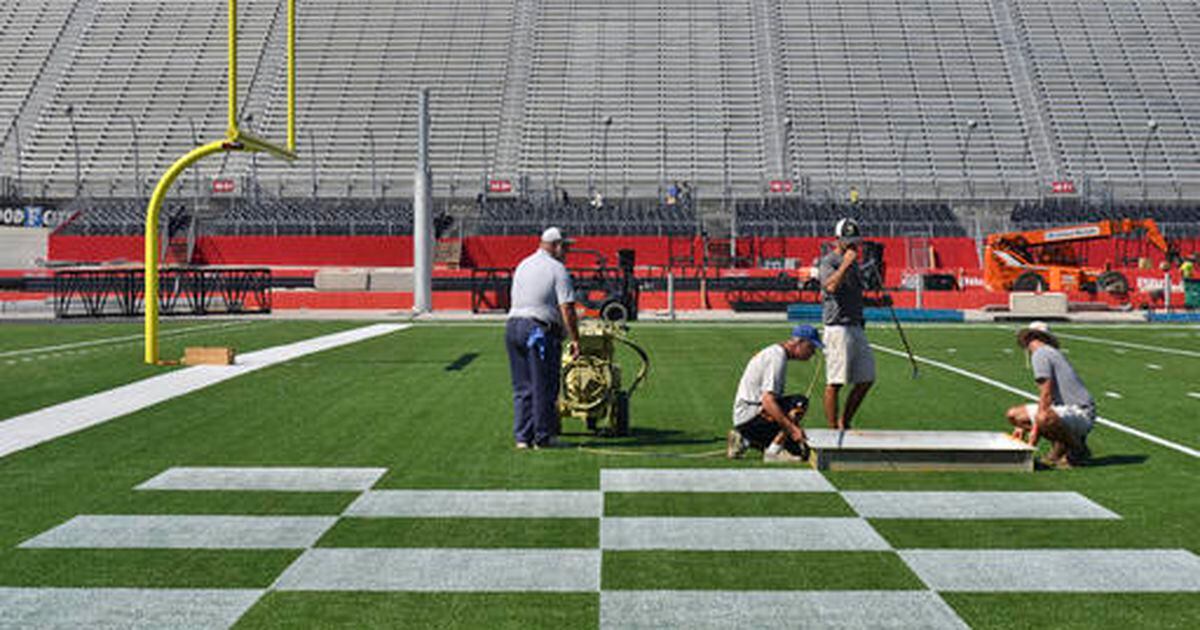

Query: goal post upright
144,0,299,364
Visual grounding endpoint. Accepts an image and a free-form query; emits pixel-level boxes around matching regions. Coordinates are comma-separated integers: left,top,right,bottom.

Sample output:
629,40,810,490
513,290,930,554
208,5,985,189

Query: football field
0,320,1197,628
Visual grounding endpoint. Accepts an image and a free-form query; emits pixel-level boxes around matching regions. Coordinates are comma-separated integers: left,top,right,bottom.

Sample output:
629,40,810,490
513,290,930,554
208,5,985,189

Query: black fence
53,268,271,318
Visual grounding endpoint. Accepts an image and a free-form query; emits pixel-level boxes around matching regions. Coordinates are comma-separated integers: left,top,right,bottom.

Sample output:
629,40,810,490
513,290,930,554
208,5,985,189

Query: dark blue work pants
506,318,562,445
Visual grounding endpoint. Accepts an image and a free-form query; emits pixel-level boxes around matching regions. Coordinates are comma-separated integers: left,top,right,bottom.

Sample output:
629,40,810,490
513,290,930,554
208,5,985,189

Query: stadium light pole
960,119,978,201
66,105,82,197
781,116,793,189
245,113,260,202
309,131,318,200
127,116,143,202
1140,119,1158,202
368,128,378,200
899,130,911,204
13,119,22,200
602,116,613,200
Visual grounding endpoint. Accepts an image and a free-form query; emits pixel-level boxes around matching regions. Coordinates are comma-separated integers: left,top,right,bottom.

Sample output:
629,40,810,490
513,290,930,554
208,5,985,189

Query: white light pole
1140,119,1158,202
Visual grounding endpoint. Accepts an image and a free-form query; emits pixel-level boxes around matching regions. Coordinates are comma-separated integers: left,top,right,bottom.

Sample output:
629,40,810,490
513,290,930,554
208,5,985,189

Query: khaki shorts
823,325,876,385
1024,404,1095,441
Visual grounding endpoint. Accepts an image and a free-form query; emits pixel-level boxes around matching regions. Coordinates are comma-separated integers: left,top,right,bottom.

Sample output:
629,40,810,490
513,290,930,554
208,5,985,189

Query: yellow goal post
143,0,297,364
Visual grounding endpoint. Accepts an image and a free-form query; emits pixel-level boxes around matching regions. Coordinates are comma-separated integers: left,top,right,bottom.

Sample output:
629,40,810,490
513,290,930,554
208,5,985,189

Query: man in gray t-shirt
1005,324,1095,467
818,219,876,431
728,325,823,463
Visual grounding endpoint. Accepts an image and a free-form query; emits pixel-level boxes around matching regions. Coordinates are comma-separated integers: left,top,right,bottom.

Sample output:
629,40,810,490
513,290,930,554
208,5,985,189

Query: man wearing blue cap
727,325,823,462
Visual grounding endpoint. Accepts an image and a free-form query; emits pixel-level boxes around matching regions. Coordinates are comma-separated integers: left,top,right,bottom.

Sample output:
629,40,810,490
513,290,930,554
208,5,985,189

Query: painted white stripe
1188,392,1200,400
344,490,602,518
1053,332,1200,358
872,343,1200,459
0,324,409,459
137,467,387,492
20,515,337,549
900,549,1200,592
274,548,600,592
842,491,1120,520
600,469,835,493
1104,391,1123,399
0,588,263,630
1146,363,1163,370
0,321,254,359
600,517,890,551
600,591,969,630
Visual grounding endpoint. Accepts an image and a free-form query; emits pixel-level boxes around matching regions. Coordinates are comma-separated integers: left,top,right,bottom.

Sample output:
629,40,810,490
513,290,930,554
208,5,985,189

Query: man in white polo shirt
506,227,581,449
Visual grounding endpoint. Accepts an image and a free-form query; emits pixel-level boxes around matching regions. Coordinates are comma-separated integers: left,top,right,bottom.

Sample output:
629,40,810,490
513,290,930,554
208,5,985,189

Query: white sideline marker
601,517,890,551
1053,332,1200,359
872,343,1200,459
1104,391,1123,399
137,467,388,492
345,490,602,518
20,515,338,549
900,549,1200,592
842,491,1120,520
0,588,263,630
0,324,409,460
274,548,601,592
600,591,969,630
600,469,835,493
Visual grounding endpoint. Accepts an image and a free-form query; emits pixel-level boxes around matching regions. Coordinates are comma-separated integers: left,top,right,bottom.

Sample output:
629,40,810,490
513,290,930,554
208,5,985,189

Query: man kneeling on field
727,325,822,463
1006,323,1095,468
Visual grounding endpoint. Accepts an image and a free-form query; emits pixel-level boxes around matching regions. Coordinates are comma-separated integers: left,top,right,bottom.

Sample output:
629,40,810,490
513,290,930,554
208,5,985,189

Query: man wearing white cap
1007,322,1094,467
506,227,581,449
819,218,876,431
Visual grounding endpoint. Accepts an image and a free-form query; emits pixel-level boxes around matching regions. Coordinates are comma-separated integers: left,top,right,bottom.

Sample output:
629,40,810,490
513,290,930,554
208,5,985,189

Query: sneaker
763,448,805,463
515,441,531,450
533,437,570,450
726,429,748,459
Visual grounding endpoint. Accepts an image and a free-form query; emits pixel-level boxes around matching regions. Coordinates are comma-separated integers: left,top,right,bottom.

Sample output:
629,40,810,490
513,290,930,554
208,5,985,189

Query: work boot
726,429,748,459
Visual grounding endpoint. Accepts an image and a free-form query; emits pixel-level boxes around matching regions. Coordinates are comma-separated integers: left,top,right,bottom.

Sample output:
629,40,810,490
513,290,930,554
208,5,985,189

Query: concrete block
314,269,369,291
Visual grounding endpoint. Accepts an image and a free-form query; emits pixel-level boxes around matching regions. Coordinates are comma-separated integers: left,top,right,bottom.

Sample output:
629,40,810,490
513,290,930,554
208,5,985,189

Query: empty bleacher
475,197,697,236
736,198,967,237
1,0,1198,208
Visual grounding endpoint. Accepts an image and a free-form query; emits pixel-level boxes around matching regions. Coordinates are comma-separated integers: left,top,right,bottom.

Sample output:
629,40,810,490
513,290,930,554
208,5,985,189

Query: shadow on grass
562,426,723,449
1085,454,1149,468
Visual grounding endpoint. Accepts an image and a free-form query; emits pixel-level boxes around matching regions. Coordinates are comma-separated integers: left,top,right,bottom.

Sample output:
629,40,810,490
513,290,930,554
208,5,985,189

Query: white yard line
1052,332,1200,359
0,321,256,359
0,324,409,460
871,344,1200,459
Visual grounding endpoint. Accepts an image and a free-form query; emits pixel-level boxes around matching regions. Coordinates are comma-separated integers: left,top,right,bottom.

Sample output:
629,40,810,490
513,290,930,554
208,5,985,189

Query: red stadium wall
48,233,1198,272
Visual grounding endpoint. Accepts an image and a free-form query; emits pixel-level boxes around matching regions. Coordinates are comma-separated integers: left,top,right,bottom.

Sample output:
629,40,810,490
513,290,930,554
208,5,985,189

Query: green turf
93,490,358,516
604,492,854,517
944,593,1200,630
316,518,598,548
0,321,1196,628
234,592,598,629
0,548,296,588
602,551,923,590
0,319,364,418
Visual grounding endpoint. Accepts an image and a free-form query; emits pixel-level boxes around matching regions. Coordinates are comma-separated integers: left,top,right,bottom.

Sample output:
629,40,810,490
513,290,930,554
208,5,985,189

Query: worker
728,325,823,462
506,227,580,450
1005,323,1094,468
820,218,876,431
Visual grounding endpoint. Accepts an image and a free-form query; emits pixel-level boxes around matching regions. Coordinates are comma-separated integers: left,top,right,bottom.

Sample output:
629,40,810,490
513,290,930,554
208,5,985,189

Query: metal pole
542,123,550,203
724,125,734,265
309,131,318,199
369,129,378,200
1141,120,1158,202
781,117,792,185
602,116,613,199
128,116,142,202
414,88,433,314
667,271,675,321
899,130,911,204
188,118,201,202
67,105,81,196
13,119,22,199
961,119,977,201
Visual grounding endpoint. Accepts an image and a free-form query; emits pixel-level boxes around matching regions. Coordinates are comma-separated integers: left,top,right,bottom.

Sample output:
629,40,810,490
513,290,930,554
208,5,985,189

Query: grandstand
0,0,1198,234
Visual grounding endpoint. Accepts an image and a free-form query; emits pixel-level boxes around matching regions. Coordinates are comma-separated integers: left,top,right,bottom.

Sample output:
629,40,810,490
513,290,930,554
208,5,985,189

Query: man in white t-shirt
727,325,823,463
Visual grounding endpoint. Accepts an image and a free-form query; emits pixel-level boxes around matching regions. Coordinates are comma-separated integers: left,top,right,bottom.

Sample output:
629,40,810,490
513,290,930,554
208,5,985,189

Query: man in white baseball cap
506,227,580,449
819,218,876,431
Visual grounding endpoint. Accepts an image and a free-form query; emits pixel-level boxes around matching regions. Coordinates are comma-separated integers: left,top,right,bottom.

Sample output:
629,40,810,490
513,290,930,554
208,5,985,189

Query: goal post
144,0,298,364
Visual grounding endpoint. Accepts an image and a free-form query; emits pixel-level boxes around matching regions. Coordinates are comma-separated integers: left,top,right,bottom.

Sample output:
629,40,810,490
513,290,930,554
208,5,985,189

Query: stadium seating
476,197,697,236
736,199,967,237
1,0,1198,205
1010,199,1200,238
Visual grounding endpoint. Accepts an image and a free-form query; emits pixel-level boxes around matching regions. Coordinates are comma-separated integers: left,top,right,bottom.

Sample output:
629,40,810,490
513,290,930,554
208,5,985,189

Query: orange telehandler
984,218,1179,294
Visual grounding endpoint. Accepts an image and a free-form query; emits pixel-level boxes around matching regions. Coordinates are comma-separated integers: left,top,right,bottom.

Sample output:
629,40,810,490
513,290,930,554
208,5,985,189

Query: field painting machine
558,318,649,437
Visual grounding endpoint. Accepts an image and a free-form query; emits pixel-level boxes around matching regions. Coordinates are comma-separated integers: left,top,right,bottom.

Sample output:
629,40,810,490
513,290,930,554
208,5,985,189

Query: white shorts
1024,404,1095,441
823,325,876,385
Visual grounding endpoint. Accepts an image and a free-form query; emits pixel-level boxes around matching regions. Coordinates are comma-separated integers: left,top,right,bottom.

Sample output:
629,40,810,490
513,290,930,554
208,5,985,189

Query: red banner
212,178,236,194
1050,180,1076,194
488,179,513,193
